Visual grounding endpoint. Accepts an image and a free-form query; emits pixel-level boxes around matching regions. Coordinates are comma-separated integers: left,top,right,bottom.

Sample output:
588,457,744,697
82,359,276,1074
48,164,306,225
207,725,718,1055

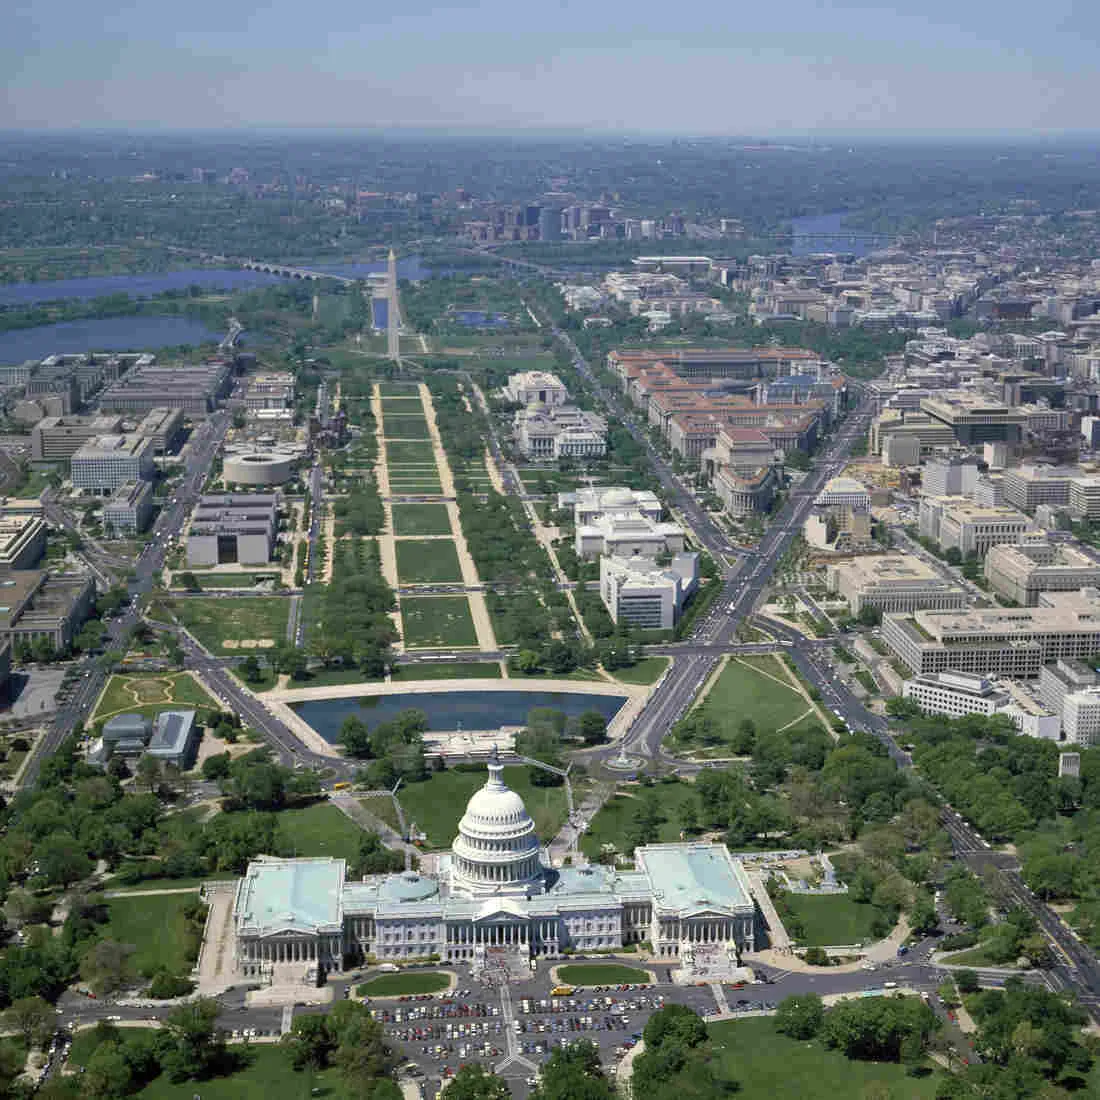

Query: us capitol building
232,752,757,974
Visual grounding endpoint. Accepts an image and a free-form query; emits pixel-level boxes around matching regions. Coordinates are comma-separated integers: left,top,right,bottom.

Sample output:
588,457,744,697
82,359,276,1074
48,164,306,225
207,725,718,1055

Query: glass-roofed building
231,751,756,974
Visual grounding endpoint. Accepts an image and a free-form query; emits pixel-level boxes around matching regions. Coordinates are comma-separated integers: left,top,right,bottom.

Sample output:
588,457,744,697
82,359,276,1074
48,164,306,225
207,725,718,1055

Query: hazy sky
5,0,1099,135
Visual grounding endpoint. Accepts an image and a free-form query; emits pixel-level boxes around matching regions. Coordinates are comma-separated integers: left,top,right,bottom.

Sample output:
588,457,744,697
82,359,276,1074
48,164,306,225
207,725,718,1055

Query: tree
160,998,225,1082
3,996,56,1049
774,993,824,1039
955,969,980,994
329,1001,395,1095
678,799,698,835
34,831,92,887
282,1012,335,1071
240,654,262,683
530,1039,614,1100
578,710,607,745
445,1063,512,1100
202,752,231,781
136,753,162,793
83,1042,133,1100
339,716,373,758
178,571,201,592
80,939,135,996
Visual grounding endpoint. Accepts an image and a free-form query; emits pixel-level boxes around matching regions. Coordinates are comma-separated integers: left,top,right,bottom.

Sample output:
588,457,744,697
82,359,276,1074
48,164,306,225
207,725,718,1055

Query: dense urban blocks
395,539,464,584
400,595,479,649
391,502,453,537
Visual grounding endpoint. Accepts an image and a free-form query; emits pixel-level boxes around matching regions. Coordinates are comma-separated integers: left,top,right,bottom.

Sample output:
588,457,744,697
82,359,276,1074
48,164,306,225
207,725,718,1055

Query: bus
550,985,575,997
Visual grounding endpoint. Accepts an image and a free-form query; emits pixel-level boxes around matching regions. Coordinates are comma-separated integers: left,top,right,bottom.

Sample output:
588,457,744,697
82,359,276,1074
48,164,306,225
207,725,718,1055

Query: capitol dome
450,748,544,897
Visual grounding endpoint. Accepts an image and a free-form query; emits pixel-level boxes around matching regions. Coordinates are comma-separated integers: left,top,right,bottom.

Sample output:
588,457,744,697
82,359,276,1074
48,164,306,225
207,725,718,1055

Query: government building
231,752,756,975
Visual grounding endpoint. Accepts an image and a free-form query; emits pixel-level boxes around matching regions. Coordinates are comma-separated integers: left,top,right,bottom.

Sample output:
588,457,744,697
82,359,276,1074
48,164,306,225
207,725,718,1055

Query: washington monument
386,248,401,362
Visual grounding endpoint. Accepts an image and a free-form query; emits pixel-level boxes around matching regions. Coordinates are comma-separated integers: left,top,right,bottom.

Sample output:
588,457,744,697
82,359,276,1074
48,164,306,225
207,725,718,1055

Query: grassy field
385,440,437,466
398,766,569,848
382,416,432,440
189,573,281,589
391,502,452,536
394,661,502,680
400,596,479,648
555,964,652,986
356,970,451,997
105,891,203,977
700,656,819,738
359,795,402,832
579,785,694,861
780,892,890,947
705,1017,942,1099
174,597,290,654
379,382,421,396
612,657,669,685
396,539,463,583
133,1044,351,1099
93,672,217,723
272,803,366,859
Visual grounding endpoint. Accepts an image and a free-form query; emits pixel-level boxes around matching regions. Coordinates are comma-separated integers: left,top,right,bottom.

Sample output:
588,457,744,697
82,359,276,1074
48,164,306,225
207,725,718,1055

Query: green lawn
359,795,402,832
579,785,696,861
382,415,432,440
393,661,502,680
555,963,651,986
356,970,451,997
134,1044,352,1100
398,765,569,848
780,892,890,947
400,596,479,648
699,656,819,738
706,1017,942,1099
187,573,281,589
273,803,366,859
391,502,453,536
93,672,217,723
612,657,669,685
385,440,437,466
288,666,386,689
379,382,421,396
396,539,464,583
105,891,204,977
174,597,290,654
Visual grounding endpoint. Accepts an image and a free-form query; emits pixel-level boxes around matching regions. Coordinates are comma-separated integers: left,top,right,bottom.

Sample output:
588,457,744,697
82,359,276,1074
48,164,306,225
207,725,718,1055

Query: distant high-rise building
538,208,562,242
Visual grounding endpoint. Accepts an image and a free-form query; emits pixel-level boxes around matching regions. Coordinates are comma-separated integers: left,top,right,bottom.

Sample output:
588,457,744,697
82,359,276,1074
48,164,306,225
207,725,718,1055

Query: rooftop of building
830,553,948,586
898,589,1100,641
147,710,197,757
105,480,152,508
0,570,45,629
72,433,154,460
236,857,345,935
635,843,753,915
921,494,1030,521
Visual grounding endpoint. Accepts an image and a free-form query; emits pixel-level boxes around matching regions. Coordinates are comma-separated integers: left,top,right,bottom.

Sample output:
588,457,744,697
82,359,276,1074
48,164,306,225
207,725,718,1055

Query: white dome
450,750,544,898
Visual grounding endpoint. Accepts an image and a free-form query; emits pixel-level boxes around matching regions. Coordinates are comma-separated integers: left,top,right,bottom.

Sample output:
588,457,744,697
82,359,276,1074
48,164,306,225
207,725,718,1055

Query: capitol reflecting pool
292,689,629,743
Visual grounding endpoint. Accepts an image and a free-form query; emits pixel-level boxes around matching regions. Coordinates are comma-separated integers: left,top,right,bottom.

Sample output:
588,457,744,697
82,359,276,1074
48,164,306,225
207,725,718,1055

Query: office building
1062,690,1100,746
714,464,780,516
1038,658,1099,716
131,407,184,454
902,670,1009,718
1002,464,1079,511
31,415,123,461
0,569,96,652
0,515,47,570
1069,477,1100,520
917,495,1031,556
984,535,1100,605
922,451,980,497
828,555,968,615
102,480,154,535
814,476,871,512
232,752,755,972
99,361,232,415
599,552,699,630
241,372,295,411
90,709,200,770
70,434,156,494
882,588,1100,679
1060,752,1082,778
186,493,279,567
920,392,1026,446
503,371,570,408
